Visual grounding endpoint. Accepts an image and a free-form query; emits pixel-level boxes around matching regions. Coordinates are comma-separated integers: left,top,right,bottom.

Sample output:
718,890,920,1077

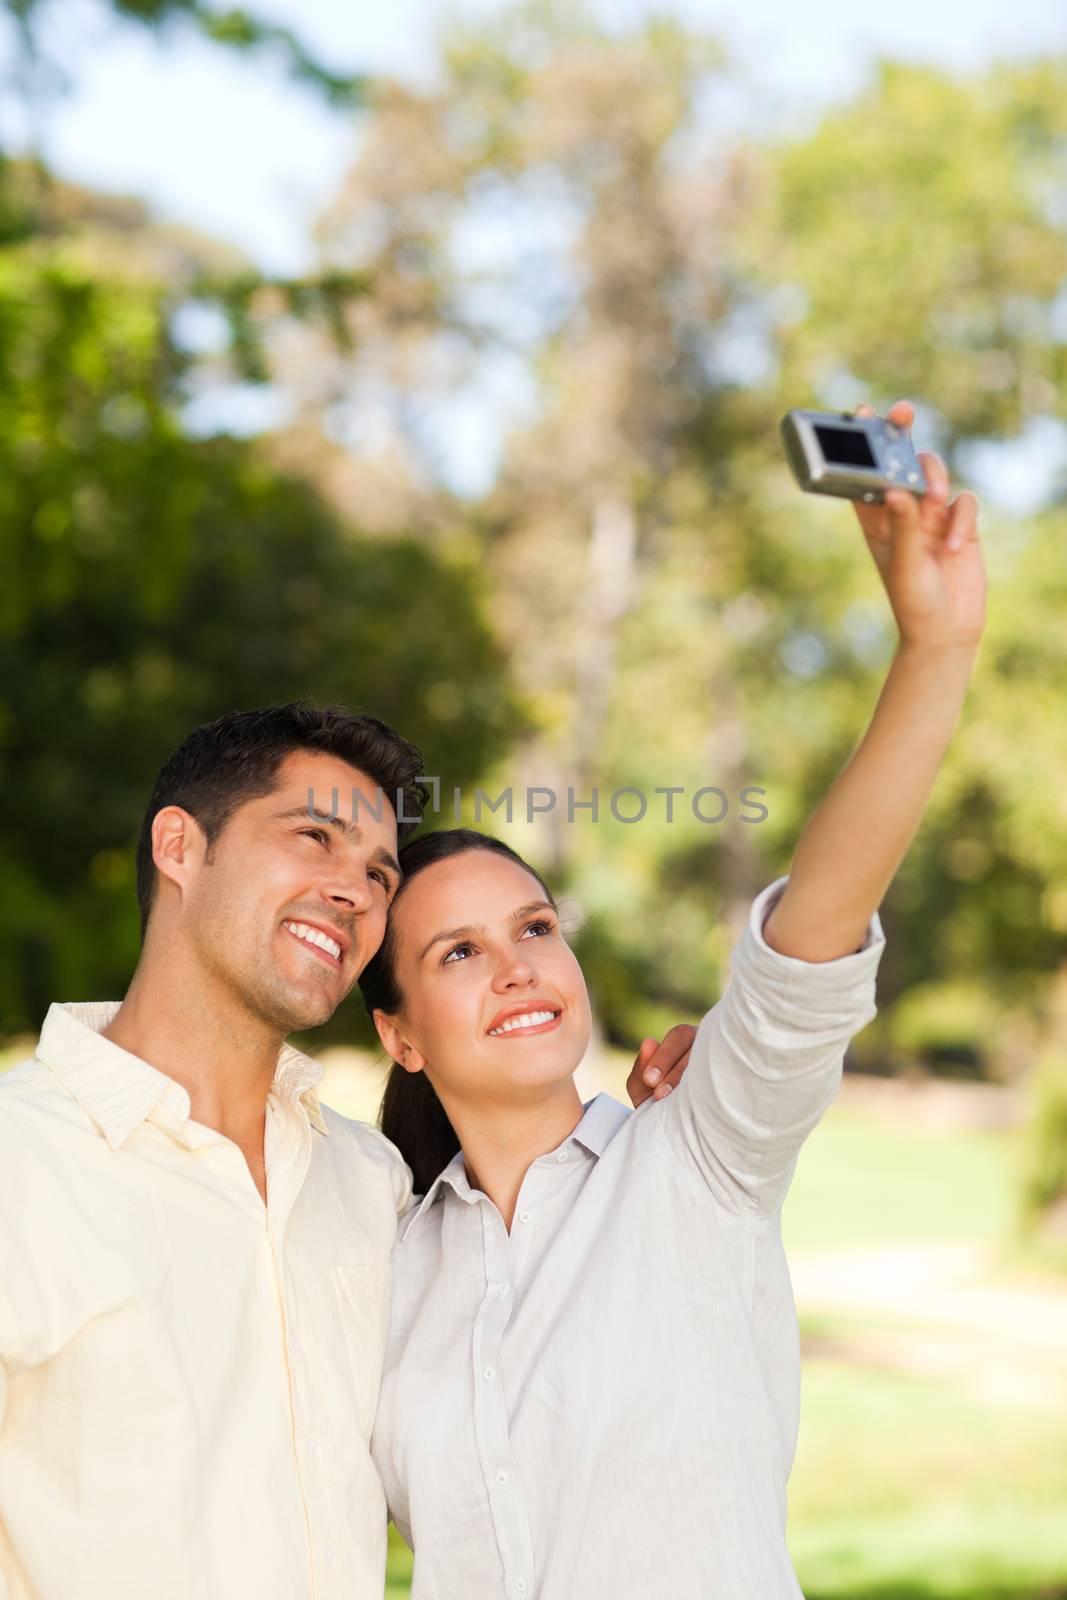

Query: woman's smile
486,1005,563,1038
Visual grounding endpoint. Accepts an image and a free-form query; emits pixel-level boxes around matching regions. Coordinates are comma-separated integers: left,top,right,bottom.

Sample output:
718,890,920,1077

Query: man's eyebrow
273,804,364,840
273,806,401,883
418,900,556,962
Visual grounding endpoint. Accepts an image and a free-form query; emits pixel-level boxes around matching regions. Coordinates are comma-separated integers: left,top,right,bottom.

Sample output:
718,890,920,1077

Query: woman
360,399,985,1599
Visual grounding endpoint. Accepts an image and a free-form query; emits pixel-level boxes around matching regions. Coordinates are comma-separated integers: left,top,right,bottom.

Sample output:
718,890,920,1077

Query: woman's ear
373,1009,427,1075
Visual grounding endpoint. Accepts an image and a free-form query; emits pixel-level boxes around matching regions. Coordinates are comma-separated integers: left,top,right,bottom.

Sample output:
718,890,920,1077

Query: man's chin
281,988,344,1033
251,974,346,1036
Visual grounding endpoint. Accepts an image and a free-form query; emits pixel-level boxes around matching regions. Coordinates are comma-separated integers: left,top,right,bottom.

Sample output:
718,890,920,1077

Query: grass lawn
782,1104,1019,1251
790,1350,1067,1598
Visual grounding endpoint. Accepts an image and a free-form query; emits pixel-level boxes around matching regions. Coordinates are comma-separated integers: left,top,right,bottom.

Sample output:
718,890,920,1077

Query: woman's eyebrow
418,900,555,962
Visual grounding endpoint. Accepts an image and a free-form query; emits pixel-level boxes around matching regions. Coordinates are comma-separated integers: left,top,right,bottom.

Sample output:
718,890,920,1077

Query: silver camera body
779,409,928,504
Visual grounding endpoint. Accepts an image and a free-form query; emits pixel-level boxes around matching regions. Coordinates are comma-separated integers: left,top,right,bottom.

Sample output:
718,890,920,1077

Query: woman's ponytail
379,1063,460,1198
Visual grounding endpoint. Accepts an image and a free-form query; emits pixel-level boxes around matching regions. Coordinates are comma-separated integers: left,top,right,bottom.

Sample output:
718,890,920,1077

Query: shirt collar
401,1091,631,1241
36,1002,329,1151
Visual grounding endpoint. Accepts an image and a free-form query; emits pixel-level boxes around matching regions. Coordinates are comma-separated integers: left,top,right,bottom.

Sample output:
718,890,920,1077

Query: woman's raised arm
656,397,986,1215
763,397,985,962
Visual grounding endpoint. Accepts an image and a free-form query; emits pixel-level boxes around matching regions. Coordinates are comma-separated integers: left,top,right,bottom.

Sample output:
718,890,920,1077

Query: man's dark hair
135,702,427,939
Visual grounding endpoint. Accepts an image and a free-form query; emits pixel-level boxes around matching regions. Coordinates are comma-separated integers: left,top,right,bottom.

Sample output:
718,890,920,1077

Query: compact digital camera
779,409,928,504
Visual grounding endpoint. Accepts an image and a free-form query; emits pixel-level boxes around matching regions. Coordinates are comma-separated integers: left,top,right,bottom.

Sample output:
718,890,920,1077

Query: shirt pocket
331,1262,391,1439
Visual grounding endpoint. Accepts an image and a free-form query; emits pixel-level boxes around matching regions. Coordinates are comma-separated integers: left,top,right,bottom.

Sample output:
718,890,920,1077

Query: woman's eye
442,943,475,965
521,918,554,938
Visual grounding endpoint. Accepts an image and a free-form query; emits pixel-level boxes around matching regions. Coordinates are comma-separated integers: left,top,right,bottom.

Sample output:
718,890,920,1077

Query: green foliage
1022,1053,1067,1217
4,3,1067,1234
754,58,1067,441
297,11,1067,1240
0,165,519,1035
2,0,367,106
311,11,1067,1077
882,980,1009,1078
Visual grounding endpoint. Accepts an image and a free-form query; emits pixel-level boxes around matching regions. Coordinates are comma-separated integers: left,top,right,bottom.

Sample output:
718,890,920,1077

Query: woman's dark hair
135,701,427,939
358,828,556,1196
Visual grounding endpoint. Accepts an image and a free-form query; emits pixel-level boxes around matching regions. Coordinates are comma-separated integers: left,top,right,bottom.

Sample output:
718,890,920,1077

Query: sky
2,0,1063,274
0,0,1063,505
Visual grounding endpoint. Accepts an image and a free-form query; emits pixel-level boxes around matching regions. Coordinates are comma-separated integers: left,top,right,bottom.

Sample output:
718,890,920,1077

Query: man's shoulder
0,1053,72,1127
0,1055,93,1210
316,1103,413,1212
319,1103,402,1162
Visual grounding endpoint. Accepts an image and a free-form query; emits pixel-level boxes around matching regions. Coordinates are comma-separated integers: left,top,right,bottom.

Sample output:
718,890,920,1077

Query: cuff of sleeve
738,874,886,1004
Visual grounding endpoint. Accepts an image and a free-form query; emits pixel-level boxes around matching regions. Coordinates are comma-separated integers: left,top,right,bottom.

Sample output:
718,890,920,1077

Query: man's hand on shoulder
626,1024,697,1108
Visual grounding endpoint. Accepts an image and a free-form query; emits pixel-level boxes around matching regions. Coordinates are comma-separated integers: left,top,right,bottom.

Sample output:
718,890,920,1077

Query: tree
0,163,518,1037
304,6,1067,1074
2,0,365,107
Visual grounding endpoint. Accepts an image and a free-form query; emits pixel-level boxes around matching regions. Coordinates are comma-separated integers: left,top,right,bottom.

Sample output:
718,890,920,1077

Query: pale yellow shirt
0,1001,411,1600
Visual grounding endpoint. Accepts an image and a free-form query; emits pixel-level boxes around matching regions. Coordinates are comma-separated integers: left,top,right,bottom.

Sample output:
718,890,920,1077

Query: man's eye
300,828,329,846
369,869,393,891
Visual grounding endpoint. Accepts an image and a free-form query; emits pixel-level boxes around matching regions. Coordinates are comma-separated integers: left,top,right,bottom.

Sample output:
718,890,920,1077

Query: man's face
181,751,401,1033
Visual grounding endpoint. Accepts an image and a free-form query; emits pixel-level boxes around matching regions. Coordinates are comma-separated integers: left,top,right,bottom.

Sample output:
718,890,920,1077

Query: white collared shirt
371,876,885,1600
0,1001,411,1600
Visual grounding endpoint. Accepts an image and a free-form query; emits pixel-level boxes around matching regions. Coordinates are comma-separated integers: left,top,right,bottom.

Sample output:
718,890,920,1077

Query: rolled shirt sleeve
661,874,885,1217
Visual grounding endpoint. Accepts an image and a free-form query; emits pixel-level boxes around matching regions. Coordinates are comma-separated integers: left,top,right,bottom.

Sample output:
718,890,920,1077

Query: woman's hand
852,399,986,653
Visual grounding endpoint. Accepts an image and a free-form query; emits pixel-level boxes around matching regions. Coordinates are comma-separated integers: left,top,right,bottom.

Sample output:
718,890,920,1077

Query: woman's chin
507,1036,589,1093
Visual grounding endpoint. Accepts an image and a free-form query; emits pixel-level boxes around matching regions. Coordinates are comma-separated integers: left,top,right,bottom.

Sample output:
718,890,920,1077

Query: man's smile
282,919,347,968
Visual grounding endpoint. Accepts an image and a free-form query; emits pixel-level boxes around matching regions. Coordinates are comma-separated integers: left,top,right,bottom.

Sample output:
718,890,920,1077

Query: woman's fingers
917,450,949,507
946,490,979,552
855,398,913,426
850,403,948,534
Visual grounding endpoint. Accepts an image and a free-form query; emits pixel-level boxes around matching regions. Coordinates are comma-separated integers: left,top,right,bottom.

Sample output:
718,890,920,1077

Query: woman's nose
491,951,538,989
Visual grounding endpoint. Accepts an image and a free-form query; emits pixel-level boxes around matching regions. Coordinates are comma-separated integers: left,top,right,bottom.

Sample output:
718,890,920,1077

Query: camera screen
814,425,878,469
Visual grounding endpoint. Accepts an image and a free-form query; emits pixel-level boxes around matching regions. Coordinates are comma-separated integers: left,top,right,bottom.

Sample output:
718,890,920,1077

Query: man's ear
373,1009,427,1075
151,806,208,900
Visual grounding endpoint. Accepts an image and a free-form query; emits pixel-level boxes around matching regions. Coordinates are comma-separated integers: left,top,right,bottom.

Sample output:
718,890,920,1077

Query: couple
0,400,985,1599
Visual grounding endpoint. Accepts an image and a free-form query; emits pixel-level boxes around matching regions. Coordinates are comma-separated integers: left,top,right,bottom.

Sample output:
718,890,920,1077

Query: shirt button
497,1282,509,1296
518,1211,531,1224
556,1150,568,1163
496,1470,508,1485
325,1545,335,1566
483,1366,495,1380
517,1581,527,1596
308,1437,319,1455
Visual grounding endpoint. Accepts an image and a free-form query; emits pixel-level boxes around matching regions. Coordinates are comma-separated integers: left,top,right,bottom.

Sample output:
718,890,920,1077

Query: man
0,702,688,1600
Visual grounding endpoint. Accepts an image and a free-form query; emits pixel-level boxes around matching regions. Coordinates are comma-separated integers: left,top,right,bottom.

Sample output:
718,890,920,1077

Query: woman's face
376,850,592,1109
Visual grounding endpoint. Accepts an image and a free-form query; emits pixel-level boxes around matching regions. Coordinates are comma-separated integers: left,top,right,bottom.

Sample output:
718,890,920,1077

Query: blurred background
1,0,1066,1594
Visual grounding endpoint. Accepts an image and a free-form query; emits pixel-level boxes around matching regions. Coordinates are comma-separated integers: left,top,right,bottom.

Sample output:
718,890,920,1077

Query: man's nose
323,867,374,914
